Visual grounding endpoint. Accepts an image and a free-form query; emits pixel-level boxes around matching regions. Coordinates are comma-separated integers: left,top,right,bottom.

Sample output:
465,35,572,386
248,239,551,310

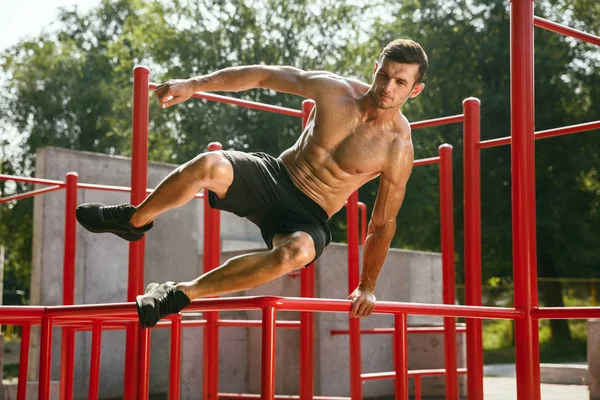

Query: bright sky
0,0,101,51
0,0,102,166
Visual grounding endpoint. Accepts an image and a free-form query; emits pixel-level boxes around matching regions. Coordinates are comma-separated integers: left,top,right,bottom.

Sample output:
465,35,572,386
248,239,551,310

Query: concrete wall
30,147,465,398
30,147,264,399
589,320,600,399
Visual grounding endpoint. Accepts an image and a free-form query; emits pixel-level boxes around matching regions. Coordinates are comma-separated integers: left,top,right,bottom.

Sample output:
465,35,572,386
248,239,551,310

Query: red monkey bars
1,3,599,397
0,84,466,399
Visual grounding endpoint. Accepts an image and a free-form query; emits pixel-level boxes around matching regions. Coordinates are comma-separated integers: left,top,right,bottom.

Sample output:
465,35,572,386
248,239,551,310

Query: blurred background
0,0,598,378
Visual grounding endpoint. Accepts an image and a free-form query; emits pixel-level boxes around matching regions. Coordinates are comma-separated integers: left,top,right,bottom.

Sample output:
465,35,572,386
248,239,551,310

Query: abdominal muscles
281,141,380,217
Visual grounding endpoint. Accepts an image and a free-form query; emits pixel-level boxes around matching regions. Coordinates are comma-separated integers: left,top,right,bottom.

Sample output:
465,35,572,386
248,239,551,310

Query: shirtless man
76,39,427,328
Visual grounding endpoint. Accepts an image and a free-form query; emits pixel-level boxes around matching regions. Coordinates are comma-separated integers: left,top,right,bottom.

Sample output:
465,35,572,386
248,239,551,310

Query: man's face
371,58,425,109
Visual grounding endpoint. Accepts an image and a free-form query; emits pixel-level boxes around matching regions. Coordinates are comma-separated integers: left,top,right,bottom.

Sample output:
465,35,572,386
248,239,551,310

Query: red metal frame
299,100,316,398
203,141,222,399
2,9,599,396
511,3,540,399
439,144,458,399
463,97,483,399
0,298,521,399
534,16,600,46
0,96,471,400
60,172,78,400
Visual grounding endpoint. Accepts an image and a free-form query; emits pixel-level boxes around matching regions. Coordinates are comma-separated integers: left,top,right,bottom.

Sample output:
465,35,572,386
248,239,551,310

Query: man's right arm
155,66,349,108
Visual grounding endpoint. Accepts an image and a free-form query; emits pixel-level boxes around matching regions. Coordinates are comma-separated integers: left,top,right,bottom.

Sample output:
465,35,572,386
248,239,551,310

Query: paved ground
483,376,588,399
371,378,589,399
3,340,591,399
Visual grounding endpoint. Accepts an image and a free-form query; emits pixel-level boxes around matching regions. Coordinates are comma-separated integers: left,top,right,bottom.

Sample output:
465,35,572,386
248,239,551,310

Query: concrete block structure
29,147,465,398
588,320,600,399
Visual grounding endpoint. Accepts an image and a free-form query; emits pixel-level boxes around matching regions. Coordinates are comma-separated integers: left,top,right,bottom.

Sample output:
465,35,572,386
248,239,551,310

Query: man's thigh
271,231,317,269
264,218,328,264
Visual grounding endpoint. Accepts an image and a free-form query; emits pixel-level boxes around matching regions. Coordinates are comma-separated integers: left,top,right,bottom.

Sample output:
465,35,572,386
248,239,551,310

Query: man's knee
272,232,316,271
179,152,232,185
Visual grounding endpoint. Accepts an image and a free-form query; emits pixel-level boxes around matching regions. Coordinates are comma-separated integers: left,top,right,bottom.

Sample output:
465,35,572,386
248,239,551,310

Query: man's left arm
348,138,414,318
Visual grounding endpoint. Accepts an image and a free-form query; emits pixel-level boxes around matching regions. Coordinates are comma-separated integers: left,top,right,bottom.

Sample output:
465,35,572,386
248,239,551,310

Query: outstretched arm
348,137,414,318
154,66,349,108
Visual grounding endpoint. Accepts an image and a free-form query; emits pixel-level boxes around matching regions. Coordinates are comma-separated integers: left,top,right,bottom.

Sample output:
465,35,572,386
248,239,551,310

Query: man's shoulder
343,76,370,94
306,71,368,95
390,112,412,141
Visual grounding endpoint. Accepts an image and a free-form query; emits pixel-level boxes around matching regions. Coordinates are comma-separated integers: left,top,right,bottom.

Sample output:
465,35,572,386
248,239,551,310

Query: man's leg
76,151,233,240
136,231,316,328
130,151,233,228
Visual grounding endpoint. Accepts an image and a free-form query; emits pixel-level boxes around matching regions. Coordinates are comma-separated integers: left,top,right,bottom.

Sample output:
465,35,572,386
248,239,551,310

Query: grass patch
483,318,588,365
3,363,19,379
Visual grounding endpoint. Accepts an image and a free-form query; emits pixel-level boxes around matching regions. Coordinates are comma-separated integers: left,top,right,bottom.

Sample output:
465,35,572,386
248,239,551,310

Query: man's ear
409,82,425,98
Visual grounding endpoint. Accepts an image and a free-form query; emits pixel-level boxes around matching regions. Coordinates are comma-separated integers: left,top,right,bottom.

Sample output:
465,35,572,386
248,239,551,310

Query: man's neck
359,90,402,124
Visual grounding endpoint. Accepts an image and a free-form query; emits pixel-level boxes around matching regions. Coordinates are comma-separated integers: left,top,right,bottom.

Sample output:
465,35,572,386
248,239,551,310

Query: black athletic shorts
207,151,331,262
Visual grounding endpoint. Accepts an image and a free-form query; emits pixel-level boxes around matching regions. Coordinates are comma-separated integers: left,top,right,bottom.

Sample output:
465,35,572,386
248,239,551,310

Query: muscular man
76,39,427,328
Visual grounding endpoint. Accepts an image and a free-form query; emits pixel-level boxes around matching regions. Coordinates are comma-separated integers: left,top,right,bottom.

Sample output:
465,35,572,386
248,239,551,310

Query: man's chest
310,115,394,175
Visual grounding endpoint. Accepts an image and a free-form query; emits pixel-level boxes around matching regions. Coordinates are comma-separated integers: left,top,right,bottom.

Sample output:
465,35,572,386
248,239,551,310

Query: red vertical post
414,376,422,400
125,65,150,400
203,142,222,399
136,328,151,400
261,306,277,400
358,203,367,245
169,316,182,400
88,322,103,400
393,313,408,400
38,316,53,400
17,324,31,400
510,2,541,399
299,99,315,400
463,97,482,399
439,145,458,399
347,190,362,400
60,172,78,400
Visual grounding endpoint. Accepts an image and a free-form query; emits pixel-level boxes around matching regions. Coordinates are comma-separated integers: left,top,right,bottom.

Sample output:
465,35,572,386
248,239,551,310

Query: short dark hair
379,39,428,84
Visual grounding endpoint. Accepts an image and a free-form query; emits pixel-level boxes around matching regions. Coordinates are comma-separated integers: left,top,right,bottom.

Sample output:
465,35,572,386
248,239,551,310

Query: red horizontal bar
531,306,600,320
479,120,600,149
77,182,143,194
410,114,464,130
362,368,467,381
65,318,299,331
0,319,43,325
410,368,467,377
478,137,511,149
414,156,440,167
218,319,300,328
4,297,521,327
0,306,46,321
0,175,204,200
178,297,525,319
0,185,63,204
66,319,203,330
149,83,304,118
36,296,523,321
534,16,600,46
535,120,600,139
77,182,204,199
218,395,349,400
0,174,65,186
330,326,467,335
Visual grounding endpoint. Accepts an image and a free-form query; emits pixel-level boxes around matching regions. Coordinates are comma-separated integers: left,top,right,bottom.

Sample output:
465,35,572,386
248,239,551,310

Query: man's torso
280,79,412,217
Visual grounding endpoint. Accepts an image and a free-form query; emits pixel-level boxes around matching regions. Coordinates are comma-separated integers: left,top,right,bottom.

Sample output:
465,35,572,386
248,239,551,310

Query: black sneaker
76,203,153,242
136,282,191,328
